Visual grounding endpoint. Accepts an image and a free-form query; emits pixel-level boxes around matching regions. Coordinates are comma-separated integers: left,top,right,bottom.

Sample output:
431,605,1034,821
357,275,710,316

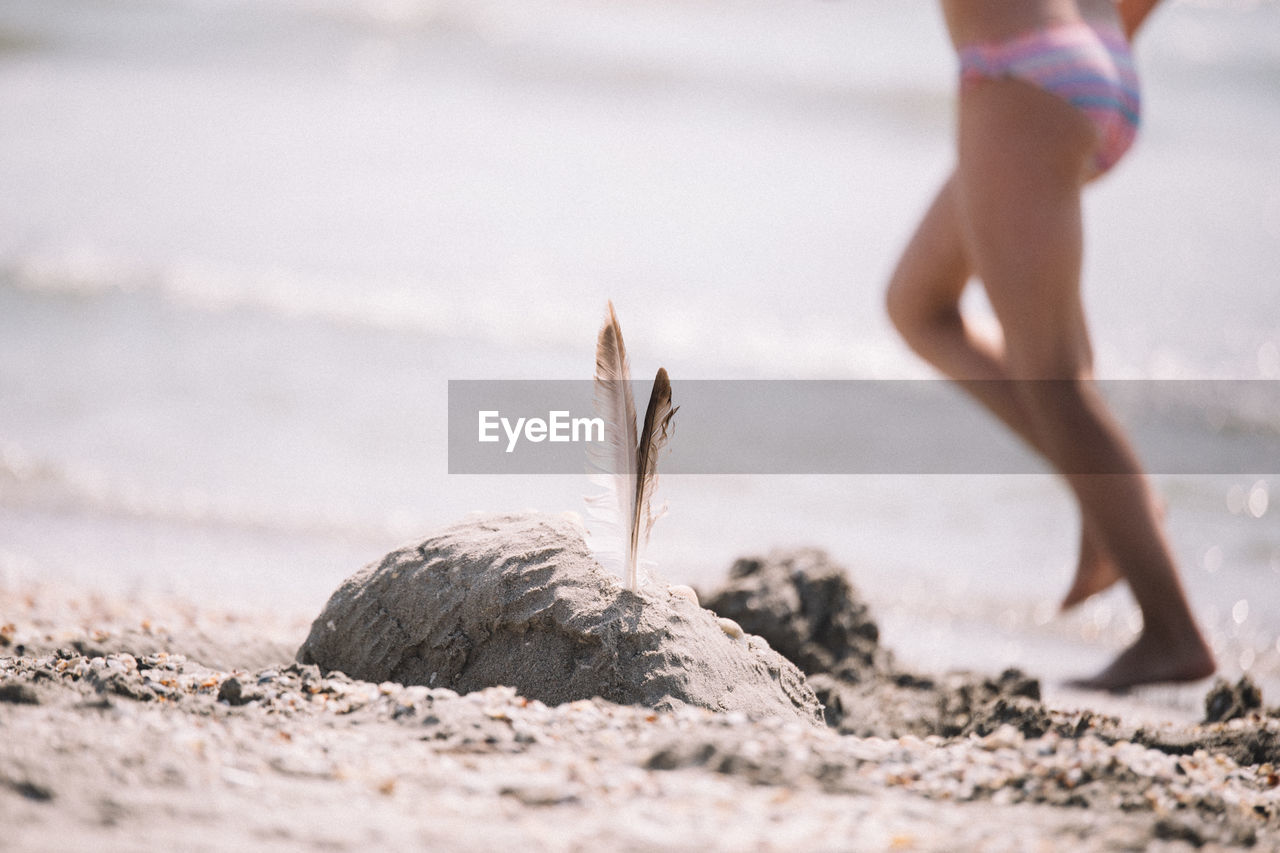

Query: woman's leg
887,176,1122,610
954,75,1213,689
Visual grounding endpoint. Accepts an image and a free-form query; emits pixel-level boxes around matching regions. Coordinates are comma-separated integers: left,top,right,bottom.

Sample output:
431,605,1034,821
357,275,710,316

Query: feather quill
585,302,677,590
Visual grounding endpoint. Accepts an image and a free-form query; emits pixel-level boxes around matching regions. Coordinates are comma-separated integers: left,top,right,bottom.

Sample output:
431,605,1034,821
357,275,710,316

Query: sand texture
3,527,1280,851
297,512,822,724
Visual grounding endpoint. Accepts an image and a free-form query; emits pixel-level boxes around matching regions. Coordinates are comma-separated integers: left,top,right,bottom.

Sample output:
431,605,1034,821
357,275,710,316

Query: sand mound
1204,675,1265,724
297,512,821,724
701,549,889,682
701,549,1049,739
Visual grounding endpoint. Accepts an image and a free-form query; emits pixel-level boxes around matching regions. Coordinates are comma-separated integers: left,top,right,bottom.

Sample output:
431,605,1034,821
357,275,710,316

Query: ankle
1140,624,1215,665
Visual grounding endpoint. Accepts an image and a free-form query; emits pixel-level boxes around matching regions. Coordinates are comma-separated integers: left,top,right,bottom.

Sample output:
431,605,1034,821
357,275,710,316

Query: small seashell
718,617,743,639
667,584,699,607
981,724,1023,751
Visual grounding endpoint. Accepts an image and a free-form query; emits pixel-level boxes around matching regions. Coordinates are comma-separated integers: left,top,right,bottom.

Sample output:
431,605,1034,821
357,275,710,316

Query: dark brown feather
633,368,678,568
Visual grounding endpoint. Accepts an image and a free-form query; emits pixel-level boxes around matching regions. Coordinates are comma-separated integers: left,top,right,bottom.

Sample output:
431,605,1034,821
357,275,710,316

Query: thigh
954,78,1097,379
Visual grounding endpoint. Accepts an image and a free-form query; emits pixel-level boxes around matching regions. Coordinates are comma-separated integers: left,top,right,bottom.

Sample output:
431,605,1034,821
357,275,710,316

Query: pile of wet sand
296,513,820,724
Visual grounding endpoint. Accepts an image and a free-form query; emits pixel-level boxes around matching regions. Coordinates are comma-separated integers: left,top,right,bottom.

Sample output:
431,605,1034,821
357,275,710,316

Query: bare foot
1066,630,1215,693
1059,527,1122,611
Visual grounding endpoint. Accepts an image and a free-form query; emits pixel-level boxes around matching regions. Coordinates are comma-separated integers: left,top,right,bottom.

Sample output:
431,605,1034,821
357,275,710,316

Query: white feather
584,302,676,590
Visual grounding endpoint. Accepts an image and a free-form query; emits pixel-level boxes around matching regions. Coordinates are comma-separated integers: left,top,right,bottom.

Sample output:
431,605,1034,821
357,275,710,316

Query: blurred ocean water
1,0,1277,694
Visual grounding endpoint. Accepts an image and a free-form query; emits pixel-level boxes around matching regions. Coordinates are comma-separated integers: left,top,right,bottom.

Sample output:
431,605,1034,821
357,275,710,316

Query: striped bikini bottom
959,21,1141,175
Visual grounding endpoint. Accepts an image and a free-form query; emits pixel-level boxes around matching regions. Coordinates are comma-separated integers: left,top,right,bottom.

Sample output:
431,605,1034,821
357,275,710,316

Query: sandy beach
3,1,1279,849
3,516,1279,852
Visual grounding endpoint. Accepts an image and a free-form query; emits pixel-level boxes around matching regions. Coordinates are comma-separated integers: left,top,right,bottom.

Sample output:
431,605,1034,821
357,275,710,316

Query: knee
1008,374,1121,472
1002,334,1093,382
885,276,958,350
883,279,914,339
